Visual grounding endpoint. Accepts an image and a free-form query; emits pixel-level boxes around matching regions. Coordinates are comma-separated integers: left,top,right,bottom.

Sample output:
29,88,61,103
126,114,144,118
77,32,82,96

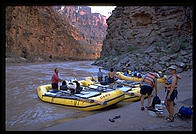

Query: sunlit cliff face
6,6,105,60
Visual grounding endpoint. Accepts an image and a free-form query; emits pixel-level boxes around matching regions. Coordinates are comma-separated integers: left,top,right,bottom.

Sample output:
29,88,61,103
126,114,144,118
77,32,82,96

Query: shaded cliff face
94,6,193,73
53,6,107,57
6,6,99,62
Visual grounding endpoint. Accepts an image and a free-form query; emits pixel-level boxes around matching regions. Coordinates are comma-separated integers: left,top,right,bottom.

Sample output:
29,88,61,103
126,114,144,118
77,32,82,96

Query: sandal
113,115,121,119
109,118,115,122
141,107,145,111
145,106,153,110
166,117,174,122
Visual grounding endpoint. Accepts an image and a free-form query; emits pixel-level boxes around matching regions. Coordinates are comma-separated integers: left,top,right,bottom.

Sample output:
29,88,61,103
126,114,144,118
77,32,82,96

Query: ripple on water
6,61,108,130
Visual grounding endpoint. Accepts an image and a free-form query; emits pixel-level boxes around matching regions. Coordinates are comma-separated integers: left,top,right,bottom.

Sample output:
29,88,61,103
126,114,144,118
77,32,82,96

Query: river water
6,61,126,131
5,60,166,131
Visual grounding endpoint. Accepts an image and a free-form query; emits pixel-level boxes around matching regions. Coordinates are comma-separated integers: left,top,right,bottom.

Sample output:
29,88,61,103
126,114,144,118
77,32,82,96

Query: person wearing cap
140,72,158,111
164,65,181,122
97,68,103,82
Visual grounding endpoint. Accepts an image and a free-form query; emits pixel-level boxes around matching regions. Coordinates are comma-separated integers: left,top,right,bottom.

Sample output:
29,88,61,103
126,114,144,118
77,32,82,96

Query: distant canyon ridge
6,6,107,62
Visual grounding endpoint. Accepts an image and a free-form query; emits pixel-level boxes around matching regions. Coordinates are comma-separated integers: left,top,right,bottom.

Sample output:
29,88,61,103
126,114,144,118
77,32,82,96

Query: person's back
140,72,158,111
60,81,68,90
141,72,157,88
108,68,115,88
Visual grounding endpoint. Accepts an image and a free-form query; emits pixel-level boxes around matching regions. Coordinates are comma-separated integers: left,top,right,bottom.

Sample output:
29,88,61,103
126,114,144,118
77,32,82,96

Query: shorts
108,78,114,84
166,90,178,101
52,83,58,90
140,84,153,96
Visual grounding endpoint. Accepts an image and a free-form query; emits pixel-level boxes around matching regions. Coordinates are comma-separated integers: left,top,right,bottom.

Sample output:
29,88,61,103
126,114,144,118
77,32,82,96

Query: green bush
179,42,188,50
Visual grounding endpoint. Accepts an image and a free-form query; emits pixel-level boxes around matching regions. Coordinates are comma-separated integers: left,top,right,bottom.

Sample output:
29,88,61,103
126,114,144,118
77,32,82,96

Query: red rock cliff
6,6,100,62
53,6,107,58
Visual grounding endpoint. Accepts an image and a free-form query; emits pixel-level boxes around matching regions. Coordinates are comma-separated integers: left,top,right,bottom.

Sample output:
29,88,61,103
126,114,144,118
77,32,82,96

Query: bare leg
169,101,174,119
141,95,145,108
164,100,170,114
147,95,152,107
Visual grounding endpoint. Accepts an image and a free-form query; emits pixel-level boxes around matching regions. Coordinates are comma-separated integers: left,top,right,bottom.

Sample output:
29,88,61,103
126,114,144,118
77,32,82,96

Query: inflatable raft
37,84,124,111
116,72,166,83
89,84,142,102
80,79,144,102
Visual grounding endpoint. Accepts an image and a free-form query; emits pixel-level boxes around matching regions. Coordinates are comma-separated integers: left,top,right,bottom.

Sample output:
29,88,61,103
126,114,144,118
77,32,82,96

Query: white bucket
155,104,163,110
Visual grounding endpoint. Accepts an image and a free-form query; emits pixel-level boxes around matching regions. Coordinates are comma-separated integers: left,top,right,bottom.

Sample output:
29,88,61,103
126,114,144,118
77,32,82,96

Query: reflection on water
6,61,112,131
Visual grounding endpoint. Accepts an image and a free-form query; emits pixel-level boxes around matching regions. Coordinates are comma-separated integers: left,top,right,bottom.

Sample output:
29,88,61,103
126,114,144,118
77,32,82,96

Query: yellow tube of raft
37,84,125,111
116,72,166,83
79,79,143,102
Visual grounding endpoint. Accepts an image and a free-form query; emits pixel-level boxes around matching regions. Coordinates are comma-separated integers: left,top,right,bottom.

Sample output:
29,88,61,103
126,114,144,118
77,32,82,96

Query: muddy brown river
6,61,127,131
6,61,165,131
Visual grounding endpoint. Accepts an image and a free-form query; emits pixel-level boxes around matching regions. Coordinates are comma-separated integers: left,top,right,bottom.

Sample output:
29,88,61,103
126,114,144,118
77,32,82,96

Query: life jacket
142,72,157,88
165,74,181,90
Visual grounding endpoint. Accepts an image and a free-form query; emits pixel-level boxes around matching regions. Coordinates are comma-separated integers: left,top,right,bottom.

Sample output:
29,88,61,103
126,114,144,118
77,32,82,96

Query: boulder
153,63,162,71
180,50,188,56
169,54,178,59
160,56,170,62
175,61,186,69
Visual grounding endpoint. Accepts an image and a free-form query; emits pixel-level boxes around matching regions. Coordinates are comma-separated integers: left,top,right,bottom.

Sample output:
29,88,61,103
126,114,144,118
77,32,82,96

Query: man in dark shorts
140,72,158,111
51,68,63,90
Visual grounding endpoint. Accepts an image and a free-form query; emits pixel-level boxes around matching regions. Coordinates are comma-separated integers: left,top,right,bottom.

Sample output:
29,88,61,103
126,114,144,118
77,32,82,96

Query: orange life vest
165,74,181,90
142,72,157,88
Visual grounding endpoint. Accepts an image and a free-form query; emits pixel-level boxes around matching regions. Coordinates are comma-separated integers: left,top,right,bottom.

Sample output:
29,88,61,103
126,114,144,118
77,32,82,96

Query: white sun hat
168,65,177,70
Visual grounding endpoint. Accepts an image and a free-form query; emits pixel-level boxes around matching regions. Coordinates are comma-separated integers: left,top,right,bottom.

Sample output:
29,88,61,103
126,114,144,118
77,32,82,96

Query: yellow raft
79,78,144,102
37,84,124,111
116,72,166,83
115,85,141,102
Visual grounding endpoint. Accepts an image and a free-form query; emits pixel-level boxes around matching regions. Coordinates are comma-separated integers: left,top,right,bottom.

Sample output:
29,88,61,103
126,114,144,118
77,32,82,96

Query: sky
88,6,116,18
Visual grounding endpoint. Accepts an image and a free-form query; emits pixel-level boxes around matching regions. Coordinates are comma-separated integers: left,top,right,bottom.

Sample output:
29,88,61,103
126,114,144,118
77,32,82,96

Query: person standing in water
51,68,63,90
164,65,181,122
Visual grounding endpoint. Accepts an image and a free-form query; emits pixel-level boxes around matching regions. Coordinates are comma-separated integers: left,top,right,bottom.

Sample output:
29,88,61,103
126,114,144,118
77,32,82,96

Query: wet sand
43,69,193,131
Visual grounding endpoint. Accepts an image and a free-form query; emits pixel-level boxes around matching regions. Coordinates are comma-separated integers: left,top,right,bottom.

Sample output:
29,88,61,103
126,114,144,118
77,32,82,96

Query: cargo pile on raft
37,69,166,111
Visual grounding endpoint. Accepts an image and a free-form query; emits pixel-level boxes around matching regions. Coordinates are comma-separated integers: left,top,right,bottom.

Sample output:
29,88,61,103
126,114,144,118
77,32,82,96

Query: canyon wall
93,6,193,73
53,6,107,58
6,6,106,62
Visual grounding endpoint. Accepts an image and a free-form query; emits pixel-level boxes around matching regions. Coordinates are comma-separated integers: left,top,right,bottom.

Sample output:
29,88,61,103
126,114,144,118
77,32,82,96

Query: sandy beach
43,69,193,131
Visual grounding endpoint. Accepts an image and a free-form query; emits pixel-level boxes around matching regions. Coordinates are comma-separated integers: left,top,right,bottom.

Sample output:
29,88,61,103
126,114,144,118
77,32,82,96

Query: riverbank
5,54,96,64
43,69,193,131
